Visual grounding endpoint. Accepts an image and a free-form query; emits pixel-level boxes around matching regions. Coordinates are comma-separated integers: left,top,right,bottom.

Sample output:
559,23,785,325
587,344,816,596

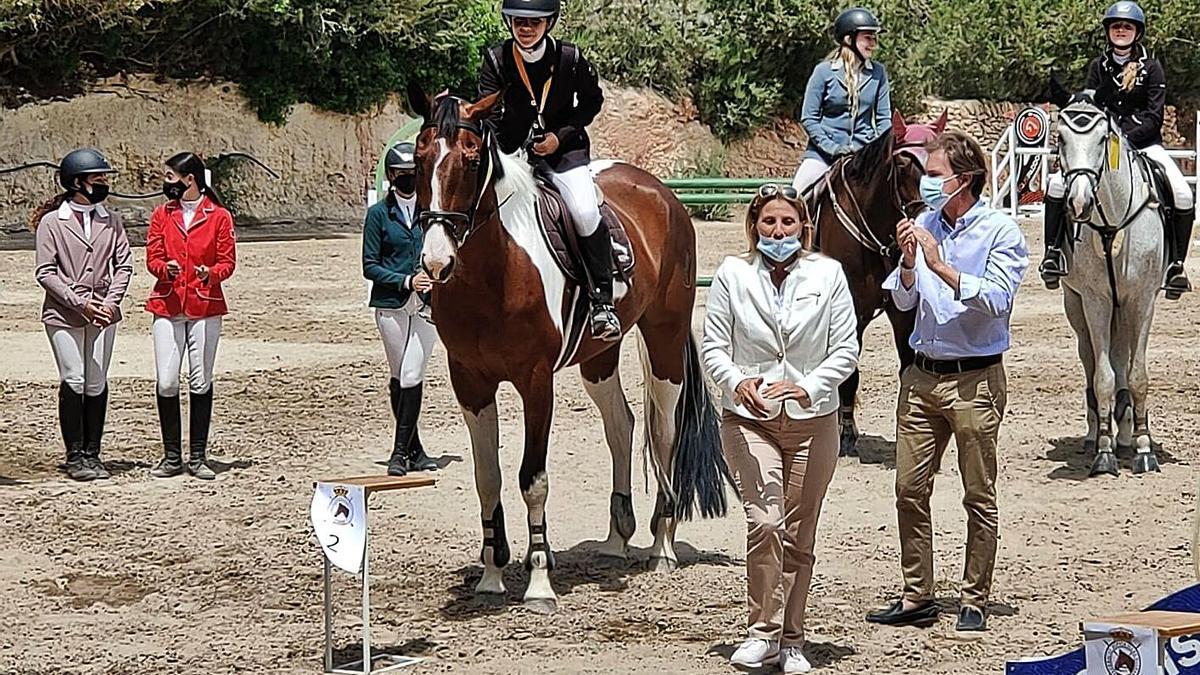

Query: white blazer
702,252,860,421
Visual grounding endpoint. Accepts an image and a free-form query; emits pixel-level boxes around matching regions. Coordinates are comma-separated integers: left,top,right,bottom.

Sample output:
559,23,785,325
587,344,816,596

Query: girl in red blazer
145,152,235,480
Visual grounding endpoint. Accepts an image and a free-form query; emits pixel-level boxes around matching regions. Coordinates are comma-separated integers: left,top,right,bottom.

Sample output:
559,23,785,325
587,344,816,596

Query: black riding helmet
833,7,882,46
385,142,416,172
1103,1,1146,41
58,147,115,191
501,0,560,35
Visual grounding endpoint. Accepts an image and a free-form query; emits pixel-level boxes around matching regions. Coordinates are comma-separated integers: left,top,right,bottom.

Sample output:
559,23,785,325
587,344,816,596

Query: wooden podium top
316,474,436,495
1085,611,1200,638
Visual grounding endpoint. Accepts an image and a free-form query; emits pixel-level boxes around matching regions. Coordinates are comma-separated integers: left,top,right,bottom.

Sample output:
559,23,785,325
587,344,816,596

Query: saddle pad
535,179,635,284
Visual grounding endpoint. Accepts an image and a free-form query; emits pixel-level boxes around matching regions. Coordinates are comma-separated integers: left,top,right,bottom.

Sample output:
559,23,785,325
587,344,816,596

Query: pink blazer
34,202,134,329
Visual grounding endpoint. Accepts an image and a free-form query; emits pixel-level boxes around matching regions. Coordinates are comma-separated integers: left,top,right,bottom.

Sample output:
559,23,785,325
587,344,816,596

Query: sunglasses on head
757,183,799,200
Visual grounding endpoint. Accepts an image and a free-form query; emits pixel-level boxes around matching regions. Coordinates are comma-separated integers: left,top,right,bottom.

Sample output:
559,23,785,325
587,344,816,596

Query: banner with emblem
1083,623,1157,675
310,482,368,574
1007,584,1200,675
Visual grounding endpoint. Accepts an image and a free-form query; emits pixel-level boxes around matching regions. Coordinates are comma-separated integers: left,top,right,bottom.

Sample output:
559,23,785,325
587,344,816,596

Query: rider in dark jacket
478,0,620,341
1041,1,1193,298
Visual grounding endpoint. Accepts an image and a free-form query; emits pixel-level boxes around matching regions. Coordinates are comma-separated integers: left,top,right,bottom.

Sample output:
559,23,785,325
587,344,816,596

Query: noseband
416,115,499,246
823,140,927,259
1058,105,1150,233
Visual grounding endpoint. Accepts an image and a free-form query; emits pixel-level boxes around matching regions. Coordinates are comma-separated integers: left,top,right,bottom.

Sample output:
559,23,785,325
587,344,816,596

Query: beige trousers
720,410,839,646
895,363,1006,609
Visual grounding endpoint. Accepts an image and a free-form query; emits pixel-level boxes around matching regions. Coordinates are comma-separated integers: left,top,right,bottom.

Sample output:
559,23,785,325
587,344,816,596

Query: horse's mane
845,128,895,181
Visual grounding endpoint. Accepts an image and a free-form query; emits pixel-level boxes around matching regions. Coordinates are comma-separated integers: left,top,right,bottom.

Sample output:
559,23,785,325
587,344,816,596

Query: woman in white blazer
702,184,859,674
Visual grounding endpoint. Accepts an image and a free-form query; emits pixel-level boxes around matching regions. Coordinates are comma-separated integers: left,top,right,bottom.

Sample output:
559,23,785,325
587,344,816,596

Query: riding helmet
1103,1,1145,36
385,142,417,171
834,7,883,45
501,0,560,19
57,148,115,190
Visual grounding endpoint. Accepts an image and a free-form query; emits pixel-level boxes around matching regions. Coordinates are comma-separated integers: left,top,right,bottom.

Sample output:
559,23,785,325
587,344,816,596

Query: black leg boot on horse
150,394,185,478
578,229,621,342
188,389,217,480
82,387,111,479
1164,208,1194,300
59,384,95,482
1039,194,1069,289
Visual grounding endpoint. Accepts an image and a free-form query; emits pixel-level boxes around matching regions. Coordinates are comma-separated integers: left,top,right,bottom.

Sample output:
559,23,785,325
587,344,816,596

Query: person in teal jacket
791,7,893,194
362,141,439,476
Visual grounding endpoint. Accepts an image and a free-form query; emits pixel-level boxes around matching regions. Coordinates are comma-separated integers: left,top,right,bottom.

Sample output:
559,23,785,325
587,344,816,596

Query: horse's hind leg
580,345,637,558
1064,287,1101,455
1123,297,1160,473
1110,313,1135,453
635,328,684,572
514,364,559,613
1075,289,1120,477
451,367,508,594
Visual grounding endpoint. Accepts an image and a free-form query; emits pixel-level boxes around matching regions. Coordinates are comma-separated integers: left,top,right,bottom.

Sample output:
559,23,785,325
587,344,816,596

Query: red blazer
145,196,236,319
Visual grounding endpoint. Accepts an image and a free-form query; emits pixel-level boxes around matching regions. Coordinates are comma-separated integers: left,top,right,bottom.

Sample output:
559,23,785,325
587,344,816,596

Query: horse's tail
671,334,735,520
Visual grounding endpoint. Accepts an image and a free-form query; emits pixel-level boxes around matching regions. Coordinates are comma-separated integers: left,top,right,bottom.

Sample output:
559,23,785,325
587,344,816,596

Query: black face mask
392,174,415,195
81,183,109,204
163,180,187,201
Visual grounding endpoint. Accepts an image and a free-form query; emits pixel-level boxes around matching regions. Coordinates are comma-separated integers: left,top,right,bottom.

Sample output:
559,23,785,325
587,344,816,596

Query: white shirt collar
58,200,107,220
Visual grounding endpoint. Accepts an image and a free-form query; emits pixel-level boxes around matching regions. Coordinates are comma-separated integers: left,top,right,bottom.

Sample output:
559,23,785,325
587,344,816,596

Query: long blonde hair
827,44,863,120
743,193,815,256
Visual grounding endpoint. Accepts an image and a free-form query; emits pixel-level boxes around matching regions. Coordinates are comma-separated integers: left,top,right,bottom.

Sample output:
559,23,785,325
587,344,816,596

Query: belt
914,353,1002,375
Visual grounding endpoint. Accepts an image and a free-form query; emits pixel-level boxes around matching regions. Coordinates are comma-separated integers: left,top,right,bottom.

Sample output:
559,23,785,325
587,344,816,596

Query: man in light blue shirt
866,130,1028,634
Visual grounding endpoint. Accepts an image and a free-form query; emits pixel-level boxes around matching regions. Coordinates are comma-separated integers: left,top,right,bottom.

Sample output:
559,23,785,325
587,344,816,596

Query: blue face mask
920,174,967,211
757,234,803,263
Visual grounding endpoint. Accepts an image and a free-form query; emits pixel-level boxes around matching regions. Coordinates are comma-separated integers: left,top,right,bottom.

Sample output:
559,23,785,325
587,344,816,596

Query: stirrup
1163,266,1191,299
590,305,621,342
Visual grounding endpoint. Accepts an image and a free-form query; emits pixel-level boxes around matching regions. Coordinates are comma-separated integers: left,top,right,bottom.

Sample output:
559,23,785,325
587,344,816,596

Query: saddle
1140,152,1177,218
534,173,635,284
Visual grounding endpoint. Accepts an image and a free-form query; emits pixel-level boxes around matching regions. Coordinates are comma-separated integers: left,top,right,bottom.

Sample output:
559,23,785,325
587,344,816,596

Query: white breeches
550,165,602,237
792,157,832,194
153,315,222,397
47,324,117,396
1047,144,1193,210
376,303,437,388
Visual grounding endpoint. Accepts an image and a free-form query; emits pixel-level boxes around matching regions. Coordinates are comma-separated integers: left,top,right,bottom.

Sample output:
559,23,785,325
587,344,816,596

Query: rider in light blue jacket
792,7,893,193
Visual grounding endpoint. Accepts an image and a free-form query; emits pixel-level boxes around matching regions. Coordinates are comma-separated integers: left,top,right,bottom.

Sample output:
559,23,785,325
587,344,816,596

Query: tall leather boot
150,394,184,478
402,383,437,472
1164,207,1194,300
82,386,111,479
187,388,216,480
59,383,94,481
386,378,411,476
577,228,621,342
1038,194,1068,289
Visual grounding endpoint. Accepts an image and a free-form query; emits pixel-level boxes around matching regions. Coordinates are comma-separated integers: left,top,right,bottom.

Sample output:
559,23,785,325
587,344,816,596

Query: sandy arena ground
1,219,1198,674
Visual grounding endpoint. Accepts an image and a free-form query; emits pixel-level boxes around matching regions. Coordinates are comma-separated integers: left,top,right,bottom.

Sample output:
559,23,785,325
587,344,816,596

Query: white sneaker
779,646,813,674
730,638,779,668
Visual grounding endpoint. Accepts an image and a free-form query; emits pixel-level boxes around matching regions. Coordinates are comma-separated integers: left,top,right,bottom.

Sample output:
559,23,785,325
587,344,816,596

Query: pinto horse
807,110,947,456
406,87,730,613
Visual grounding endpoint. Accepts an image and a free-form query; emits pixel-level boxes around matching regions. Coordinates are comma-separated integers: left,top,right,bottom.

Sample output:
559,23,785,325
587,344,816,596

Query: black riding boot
187,388,216,480
577,228,620,342
386,378,412,476
59,383,94,481
1039,194,1068,289
150,394,184,478
1164,207,1194,299
403,383,437,472
82,387,111,479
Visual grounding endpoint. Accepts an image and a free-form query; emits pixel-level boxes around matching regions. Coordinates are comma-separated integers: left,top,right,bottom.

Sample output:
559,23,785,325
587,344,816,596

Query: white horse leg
463,400,508,594
581,355,637,559
1063,287,1100,452
1079,292,1119,476
638,334,682,572
1109,312,1135,451
1125,295,1161,474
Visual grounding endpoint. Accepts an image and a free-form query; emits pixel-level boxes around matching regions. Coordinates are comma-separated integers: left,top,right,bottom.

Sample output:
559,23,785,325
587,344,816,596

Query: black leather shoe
865,600,940,627
956,605,987,632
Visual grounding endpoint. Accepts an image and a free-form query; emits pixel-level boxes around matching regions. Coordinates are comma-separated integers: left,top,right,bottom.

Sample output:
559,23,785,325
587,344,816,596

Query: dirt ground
2,218,1199,675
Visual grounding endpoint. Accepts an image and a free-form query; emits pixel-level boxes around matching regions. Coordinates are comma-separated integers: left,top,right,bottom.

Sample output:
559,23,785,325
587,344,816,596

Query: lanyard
512,42,554,124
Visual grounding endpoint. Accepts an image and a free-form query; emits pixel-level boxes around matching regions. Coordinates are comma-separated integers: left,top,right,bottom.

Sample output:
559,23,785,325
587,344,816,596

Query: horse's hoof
475,567,507,595
523,597,557,615
1133,452,1161,474
838,434,859,458
596,538,628,560
610,492,637,542
648,556,679,573
1090,451,1120,477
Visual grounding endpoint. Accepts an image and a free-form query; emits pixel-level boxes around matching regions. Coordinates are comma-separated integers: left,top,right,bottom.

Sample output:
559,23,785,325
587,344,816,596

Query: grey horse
1051,99,1165,476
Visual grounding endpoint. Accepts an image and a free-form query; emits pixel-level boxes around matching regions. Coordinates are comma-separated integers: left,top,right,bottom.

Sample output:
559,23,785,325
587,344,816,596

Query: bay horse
406,86,730,613
807,110,948,456
1052,97,1164,476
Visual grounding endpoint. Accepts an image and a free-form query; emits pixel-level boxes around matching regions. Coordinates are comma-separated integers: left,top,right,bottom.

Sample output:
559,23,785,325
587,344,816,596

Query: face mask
919,174,967,210
757,234,803,263
163,180,187,201
80,183,109,204
392,174,415,195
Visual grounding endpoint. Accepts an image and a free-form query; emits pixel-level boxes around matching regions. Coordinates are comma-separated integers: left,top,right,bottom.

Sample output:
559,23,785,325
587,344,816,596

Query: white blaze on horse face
422,223,457,280
429,137,450,212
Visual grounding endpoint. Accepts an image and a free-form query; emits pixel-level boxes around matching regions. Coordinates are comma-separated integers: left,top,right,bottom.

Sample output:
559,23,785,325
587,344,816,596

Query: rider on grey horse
1040,1,1194,299
478,0,621,342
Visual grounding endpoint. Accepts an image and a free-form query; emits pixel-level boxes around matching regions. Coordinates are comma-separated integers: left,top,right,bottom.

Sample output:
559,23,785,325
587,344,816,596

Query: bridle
416,110,502,247
1058,105,1151,233
820,140,927,258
